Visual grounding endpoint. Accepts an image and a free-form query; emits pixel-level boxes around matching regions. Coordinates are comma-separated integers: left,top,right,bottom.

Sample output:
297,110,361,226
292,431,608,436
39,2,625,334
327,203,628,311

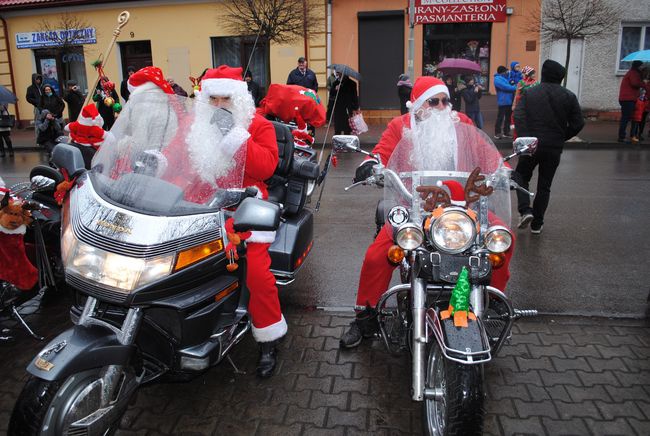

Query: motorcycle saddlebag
269,208,313,282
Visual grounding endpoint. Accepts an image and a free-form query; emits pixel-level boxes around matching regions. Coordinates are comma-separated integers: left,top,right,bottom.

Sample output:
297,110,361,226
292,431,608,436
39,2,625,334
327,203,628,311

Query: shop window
617,23,650,73
423,23,492,91
211,36,269,92
34,46,88,95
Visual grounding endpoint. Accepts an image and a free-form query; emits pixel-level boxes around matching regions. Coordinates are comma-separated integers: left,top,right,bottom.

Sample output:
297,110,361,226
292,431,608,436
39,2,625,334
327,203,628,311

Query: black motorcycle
334,126,538,435
9,92,318,434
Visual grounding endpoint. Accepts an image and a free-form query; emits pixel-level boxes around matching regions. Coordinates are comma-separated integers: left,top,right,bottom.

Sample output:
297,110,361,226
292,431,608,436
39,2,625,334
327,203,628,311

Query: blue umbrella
622,50,650,62
0,84,17,105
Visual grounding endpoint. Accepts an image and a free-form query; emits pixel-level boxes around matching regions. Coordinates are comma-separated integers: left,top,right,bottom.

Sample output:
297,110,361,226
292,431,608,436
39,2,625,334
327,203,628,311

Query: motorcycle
9,91,318,434
333,125,538,435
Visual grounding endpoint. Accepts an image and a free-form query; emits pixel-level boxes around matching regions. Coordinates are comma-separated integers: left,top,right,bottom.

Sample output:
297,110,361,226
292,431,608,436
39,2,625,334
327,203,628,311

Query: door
549,38,583,99
358,11,404,109
119,41,153,77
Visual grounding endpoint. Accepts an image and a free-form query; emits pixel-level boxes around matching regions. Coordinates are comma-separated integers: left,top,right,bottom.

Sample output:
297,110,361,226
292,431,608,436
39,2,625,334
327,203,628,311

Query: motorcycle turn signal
387,245,405,264
488,252,506,268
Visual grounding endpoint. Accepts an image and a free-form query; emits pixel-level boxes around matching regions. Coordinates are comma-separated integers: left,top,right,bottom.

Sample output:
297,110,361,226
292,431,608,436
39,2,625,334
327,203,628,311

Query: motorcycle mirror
332,135,360,153
51,143,86,177
233,198,280,232
30,175,56,191
513,137,538,156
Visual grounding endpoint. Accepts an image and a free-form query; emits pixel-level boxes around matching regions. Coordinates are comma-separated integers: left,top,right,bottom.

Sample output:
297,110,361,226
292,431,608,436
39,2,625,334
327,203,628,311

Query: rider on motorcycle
339,76,515,349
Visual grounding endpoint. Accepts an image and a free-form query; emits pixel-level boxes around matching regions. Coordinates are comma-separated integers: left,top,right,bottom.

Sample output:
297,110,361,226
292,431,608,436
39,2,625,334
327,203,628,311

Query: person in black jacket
512,59,584,235
286,57,318,91
62,80,84,122
459,76,483,128
94,78,119,130
39,84,65,119
120,66,135,103
245,70,261,106
397,74,412,115
26,73,43,134
326,72,359,134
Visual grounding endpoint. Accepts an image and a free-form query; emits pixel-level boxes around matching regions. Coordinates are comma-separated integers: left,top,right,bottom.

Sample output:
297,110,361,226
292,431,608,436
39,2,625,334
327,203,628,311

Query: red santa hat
197,65,248,99
406,77,450,110
437,180,466,206
66,103,107,148
128,66,175,96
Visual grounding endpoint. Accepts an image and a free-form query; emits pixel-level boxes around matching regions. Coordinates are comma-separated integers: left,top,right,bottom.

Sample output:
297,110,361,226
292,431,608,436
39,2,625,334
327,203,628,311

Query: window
617,23,650,73
211,36,269,91
34,46,88,95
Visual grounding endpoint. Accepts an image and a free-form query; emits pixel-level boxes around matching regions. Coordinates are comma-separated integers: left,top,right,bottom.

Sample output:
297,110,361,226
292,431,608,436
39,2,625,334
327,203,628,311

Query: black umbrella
328,64,362,81
0,84,17,105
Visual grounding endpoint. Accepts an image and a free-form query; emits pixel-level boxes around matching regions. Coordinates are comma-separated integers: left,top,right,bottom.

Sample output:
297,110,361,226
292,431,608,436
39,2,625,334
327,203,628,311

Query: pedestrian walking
286,57,318,91
35,109,64,155
0,104,14,158
62,80,84,122
25,73,43,134
167,78,188,97
459,76,483,128
618,60,644,143
443,76,461,111
512,59,584,235
244,70,261,106
631,88,647,143
493,65,517,139
397,73,412,115
326,72,359,135
120,66,136,103
39,84,65,119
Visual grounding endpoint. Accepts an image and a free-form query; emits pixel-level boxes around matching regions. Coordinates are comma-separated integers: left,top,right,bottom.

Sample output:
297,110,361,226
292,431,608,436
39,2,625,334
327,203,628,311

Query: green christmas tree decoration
112,103,122,113
440,266,473,327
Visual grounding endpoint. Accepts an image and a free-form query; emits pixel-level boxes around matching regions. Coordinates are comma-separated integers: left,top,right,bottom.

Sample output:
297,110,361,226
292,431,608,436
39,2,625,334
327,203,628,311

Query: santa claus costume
340,77,514,348
65,103,108,168
194,66,282,377
0,191,38,292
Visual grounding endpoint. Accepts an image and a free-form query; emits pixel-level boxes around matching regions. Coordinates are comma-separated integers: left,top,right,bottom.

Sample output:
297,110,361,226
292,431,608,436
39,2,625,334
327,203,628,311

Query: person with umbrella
327,69,359,135
618,60,645,143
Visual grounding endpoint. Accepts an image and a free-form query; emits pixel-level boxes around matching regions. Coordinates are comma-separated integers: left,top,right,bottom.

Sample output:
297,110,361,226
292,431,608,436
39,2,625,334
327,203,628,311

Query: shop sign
413,0,507,24
15,28,96,49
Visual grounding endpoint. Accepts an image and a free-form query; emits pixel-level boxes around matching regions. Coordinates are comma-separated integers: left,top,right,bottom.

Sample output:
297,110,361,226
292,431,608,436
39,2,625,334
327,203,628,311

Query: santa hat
406,77,450,110
197,65,248,99
128,66,175,96
76,104,104,127
522,65,535,77
437,180,466,206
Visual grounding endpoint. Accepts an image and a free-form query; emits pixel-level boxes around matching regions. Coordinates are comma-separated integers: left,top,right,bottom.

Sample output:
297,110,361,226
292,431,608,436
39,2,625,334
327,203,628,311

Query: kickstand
226,355,246,375
11,306,44,340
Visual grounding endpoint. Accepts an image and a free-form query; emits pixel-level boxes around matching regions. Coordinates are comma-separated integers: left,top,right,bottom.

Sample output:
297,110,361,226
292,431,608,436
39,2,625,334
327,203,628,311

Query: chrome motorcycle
334,126,538,435
9,92,318,435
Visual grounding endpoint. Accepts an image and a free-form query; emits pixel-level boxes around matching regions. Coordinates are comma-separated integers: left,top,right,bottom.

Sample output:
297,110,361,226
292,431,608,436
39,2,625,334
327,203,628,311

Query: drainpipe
1,16,20,124
327,0,332,71
302,0,309,60
407,0,415,80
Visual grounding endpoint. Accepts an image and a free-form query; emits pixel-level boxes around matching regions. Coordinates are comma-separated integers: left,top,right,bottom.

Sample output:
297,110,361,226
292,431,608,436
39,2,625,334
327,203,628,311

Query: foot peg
512,309,538,319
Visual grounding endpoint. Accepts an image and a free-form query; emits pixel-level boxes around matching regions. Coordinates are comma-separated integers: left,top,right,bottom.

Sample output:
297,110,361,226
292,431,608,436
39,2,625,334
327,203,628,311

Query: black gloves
354,160,375,183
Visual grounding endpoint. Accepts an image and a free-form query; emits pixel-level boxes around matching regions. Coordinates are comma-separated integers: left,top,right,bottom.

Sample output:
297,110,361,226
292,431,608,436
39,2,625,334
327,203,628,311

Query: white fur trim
77,114,103,127
412,85,450,111
129,81,161,96
0,224,27,235
251,315,287,342
247,230,276,244
405,100,413,109
200,78,248,98
221,127,251,156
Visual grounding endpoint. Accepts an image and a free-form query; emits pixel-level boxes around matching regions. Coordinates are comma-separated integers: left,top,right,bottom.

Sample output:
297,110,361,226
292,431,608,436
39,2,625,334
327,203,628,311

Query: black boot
339,306,378,349
256,340,278,378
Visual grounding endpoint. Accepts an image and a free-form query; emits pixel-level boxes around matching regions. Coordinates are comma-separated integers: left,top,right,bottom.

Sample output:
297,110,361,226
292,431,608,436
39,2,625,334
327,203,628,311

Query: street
1,146,650,435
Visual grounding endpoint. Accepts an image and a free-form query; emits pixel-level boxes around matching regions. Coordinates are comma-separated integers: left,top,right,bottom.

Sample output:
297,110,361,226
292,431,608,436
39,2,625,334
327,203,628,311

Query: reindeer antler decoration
464,167,493,204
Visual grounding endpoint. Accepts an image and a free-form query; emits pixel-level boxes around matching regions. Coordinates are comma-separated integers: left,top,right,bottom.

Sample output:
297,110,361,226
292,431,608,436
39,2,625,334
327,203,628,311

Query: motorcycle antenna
243,26,263,80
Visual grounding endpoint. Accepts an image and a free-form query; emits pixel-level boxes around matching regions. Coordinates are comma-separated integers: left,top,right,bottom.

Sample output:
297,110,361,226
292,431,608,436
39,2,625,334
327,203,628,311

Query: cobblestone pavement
1,298,649,435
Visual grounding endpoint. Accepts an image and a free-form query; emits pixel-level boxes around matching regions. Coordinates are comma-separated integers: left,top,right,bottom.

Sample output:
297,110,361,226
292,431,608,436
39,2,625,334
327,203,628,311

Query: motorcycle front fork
410,279,484,401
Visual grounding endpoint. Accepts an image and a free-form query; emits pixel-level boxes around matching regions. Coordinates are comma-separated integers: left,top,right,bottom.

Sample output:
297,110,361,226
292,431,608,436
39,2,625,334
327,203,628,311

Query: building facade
0,0,328,126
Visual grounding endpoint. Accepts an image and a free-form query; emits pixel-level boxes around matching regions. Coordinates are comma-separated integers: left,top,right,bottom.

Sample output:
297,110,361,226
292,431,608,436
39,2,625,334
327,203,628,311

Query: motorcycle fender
426,309,487,361
26,323,135,382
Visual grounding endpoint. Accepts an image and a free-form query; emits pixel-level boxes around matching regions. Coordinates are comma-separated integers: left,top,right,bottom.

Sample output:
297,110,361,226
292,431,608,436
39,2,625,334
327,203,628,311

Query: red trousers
246,242,287,342
355,224,513,308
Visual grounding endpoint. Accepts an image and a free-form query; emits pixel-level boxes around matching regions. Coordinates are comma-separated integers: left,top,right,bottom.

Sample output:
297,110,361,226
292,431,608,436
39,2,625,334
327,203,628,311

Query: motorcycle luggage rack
427,308,492,365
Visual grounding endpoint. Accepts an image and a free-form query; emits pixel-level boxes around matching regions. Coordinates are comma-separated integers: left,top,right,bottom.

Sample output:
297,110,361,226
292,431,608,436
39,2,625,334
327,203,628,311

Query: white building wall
541,0,650,112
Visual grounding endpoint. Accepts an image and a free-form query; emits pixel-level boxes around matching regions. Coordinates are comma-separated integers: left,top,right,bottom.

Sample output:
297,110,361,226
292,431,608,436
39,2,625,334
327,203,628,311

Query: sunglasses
426,97,450,107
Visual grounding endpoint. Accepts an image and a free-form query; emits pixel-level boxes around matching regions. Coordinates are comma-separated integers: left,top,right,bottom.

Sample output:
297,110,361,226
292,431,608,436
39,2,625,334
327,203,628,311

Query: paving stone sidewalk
1,300,649,435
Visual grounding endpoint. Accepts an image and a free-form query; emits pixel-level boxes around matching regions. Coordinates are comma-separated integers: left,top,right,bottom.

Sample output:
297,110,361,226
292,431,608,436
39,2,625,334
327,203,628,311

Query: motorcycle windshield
384,119,511,227
90,91,247,215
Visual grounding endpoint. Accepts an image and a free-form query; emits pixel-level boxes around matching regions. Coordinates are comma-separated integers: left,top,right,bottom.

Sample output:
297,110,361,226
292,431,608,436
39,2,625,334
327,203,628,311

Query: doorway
550,38,583,100
358,11,404,109
119,41,153,78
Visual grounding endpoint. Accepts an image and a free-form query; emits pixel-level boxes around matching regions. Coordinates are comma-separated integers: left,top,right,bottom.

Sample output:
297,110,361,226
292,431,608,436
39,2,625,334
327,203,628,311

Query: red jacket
633,97,647,122
619,68,643,101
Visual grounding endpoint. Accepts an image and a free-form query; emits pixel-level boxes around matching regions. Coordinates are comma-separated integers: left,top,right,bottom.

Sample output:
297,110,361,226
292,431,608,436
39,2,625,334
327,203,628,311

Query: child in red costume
340,77,515,348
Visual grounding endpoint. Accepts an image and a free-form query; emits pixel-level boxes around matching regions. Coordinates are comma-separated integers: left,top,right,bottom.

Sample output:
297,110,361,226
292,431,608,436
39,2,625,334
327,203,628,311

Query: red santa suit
354,77,514,309
66,104,108,150
192,66,284,343
0,193,38,291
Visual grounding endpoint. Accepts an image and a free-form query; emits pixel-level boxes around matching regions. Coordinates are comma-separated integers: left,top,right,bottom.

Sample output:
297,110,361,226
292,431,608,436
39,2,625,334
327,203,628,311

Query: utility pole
408,0,415,79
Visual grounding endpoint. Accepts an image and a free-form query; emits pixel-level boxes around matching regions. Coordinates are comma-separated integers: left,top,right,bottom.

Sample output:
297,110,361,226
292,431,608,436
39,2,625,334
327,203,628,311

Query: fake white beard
407,106,458,171
119,98,178,155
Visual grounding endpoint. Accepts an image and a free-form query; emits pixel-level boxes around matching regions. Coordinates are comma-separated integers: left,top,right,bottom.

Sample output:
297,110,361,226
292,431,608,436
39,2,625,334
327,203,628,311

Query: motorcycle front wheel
422,342,485,435
9,367,133,435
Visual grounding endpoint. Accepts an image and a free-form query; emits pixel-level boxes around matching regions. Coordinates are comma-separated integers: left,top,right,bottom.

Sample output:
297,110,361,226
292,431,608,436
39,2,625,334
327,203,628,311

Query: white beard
187,103,234,184
408,106,458,171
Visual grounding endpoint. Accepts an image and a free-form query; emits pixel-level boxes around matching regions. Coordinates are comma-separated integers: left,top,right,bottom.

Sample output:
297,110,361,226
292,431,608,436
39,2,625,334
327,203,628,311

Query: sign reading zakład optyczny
15,28,97,49
413,0,508,24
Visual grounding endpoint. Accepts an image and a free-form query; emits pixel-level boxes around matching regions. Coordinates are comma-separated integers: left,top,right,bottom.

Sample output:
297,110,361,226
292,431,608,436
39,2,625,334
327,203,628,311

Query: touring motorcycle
334,124,538,435
9,91,318,434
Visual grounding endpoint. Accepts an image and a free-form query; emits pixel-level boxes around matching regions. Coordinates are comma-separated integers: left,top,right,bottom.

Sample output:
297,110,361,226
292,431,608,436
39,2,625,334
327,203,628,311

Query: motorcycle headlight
430,208,477,254
485,225,513,253
62,224,174,293
395,223,424,250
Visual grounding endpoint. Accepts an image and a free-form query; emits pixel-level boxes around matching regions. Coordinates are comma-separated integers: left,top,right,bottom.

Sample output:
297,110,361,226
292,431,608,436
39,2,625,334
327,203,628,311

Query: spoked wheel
9,366,136,436
422,343,485,436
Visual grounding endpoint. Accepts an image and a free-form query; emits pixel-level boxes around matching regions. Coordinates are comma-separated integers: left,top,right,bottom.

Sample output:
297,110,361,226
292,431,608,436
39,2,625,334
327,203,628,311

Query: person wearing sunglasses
340,77,513,348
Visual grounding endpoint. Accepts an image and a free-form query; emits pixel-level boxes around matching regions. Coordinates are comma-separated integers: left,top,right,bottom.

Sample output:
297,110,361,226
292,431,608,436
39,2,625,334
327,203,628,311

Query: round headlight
395,223,424,250
485,226,513,253
430,208,476,254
